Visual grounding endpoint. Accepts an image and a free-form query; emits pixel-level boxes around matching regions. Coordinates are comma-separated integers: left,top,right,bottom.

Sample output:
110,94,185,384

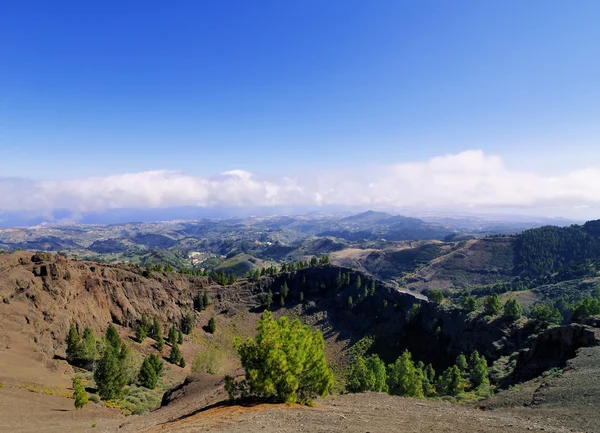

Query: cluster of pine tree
210,271,237,285
347,350,490,399
66,324,99,369
246,256,331,281
66,318,187,403
179,267,208,277
225,311,334,405
139,354,165,389
194,291,210,312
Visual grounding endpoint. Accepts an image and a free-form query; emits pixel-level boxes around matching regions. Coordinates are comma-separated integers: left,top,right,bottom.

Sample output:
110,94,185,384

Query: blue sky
0,1,599,220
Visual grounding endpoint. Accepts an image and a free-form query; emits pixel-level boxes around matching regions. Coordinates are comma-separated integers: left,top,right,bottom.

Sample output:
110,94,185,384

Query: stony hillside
1,250,599,432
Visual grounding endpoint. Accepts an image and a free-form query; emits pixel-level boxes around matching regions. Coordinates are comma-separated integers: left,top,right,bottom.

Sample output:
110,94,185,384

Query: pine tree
347,356,369,392
300,291,304,302
139,357,158,389
155,333,165,352
66,324,83,365
503,299,523,320
182,312,195,334
202,291,210,308
355,275,362,291
148,353,164,378
105,324,122,350
456,353,468,372
336,271,343,289
168,324,178,345
463,296,478,312
369,360,390,394
438,365,464,396
169,343,183,365
232,311,334,404
468,351,489,388
429,290,444,305
195,292,205,311
369,280,376,296
180,357,186,368
81,328,97,364
483,294,502,315
347,295,353,309
94,346,126,400
151,316,161,340
177,329,184,344
280,293,285,307
266,290,273,310
135,322,148,343
387,350,423,398
425,364,436,384
282,281,289,298
72,377,88,409
208,317,216,334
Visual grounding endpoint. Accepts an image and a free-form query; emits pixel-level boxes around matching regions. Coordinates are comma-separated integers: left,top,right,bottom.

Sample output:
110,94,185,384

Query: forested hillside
514,220,600,282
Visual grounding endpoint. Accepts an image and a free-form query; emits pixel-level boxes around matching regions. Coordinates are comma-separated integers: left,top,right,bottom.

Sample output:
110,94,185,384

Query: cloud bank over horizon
2,150,600,221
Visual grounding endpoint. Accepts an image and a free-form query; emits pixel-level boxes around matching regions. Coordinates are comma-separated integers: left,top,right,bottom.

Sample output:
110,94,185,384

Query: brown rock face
0,251,222,358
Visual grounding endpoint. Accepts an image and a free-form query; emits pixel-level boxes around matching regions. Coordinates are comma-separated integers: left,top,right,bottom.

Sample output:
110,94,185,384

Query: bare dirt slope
127,393,566,433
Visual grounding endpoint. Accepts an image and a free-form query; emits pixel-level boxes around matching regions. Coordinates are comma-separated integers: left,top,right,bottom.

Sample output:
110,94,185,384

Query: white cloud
1,150,600,215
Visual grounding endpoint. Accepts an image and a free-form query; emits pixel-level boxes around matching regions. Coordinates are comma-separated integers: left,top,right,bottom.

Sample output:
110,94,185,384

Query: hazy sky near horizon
1,1,600,220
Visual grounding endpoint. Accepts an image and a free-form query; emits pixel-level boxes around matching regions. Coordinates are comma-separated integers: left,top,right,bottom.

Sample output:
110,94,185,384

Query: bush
230,311,334,404
192,349,223,375
89,393,101,404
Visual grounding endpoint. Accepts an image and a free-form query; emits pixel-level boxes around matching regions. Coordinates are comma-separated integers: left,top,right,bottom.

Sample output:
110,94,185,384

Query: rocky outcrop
511,324,600,382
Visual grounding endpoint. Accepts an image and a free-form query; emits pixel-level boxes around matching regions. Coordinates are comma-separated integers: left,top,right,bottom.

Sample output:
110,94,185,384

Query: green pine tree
105,324,122,350
155,333,165,352
463,296,478,312
66,324,83,365
208,317,216,334
456,353,468,372
148,353,164,378
503,299,523,320
81,328,97,364
231,311,334,404
177,329,184,344
169,343,183,365
438,365,464,396
135,322,148,343
369,280,376,296
151,316,161,340
168,324,178,345
94,346,126,400
72,377,88,409
468,351,489,388
483,294,502,316
139,357,158,389
387,350,424,398
182,312,195,334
